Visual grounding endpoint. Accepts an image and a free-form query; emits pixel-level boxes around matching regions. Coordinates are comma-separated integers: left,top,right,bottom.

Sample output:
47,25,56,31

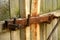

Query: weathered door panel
9,0,20,40
42,0,46,13
45,0,53,12
58,21,60,40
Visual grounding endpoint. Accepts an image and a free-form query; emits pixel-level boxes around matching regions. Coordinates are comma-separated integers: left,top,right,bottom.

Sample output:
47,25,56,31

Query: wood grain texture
47,10,60,40
25,0,30,40
10,0,20,40
19,0,26,40
0,21,10,40
10,0,19,18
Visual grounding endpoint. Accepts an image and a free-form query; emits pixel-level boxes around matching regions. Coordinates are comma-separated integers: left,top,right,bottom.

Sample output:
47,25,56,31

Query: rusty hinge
2,14,60,31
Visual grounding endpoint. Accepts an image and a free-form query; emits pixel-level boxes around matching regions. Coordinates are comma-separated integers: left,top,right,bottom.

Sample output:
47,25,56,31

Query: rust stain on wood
31,0,38,17
31,0,38,40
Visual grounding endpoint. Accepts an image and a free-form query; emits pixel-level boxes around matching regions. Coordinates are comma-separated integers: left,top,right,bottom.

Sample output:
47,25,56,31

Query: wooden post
30,0,41,40
25,0,30,40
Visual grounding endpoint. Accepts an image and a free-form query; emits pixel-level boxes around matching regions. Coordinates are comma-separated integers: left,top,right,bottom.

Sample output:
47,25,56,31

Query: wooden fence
0,0,60,40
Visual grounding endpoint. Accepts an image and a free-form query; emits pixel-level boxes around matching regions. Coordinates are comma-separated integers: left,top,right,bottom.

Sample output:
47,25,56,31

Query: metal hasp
3,14,60,31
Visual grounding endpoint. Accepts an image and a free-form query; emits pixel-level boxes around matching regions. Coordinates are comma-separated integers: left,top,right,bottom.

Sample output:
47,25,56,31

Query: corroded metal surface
16,14,58,25
2,14,59,30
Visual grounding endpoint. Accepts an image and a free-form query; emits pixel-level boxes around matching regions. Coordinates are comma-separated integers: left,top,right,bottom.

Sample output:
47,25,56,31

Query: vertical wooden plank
10,30,20,40
20,0,26,18
0,32,10,40
0,21,10,40
44,24,47,40
19,0,26,40
30,0,41,40
40,0,43,14
43,0,46,12
58,20,60,40
0,0,11,40
10,0,19,18
45,0,53,12
10,0,20,40
57,0,60,9
37,0,41,40
25,0,30,40
52,0,57,11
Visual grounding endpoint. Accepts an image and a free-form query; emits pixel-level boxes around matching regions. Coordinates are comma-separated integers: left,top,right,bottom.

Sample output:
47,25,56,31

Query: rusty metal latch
3,14,60,31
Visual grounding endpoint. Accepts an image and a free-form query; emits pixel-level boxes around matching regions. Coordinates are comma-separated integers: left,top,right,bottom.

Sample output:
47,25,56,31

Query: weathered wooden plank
46,0,53,12
37,0,41,40
25,0,30,40
20,0,26,18
42,0,46,12
57,0,60,9
10,0,20,40
40,23,47,40
40,0,43,13
45,0,49,12
10,0,19,18
40,24,44,40
30,0,41,40
0,32,10,40
58,20,60,40
19,0,26,40
53,0,57,10
44,24,47,40
0,21,10,40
